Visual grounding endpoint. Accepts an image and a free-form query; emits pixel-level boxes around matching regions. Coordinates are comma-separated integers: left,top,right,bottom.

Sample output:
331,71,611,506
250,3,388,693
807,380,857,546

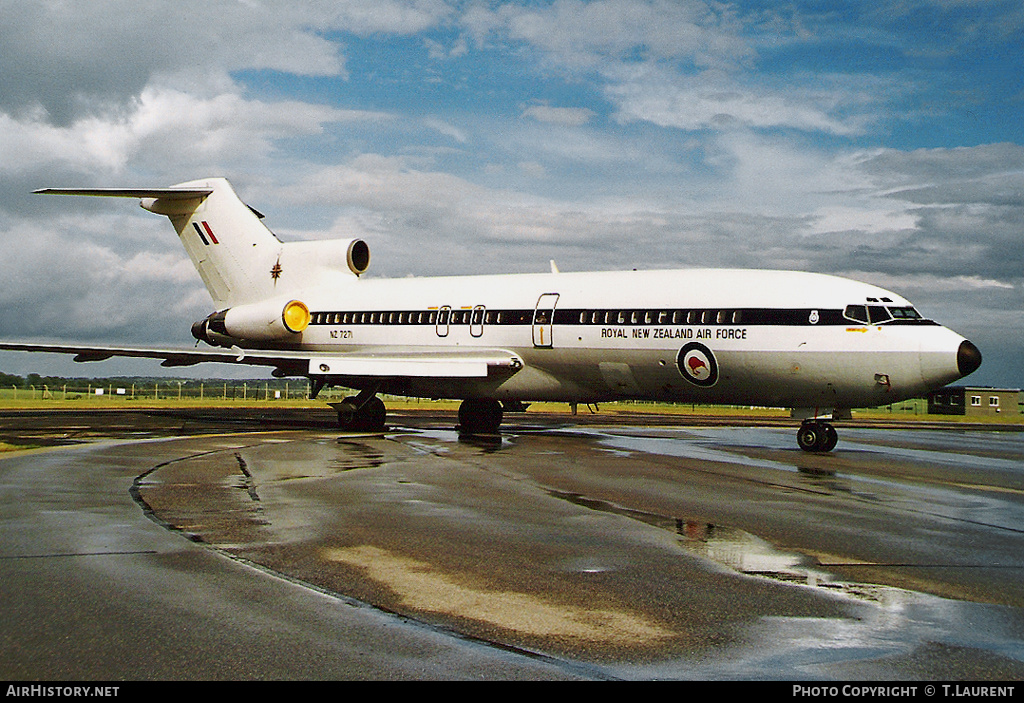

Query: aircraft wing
0,341,523,378
305,349,523,378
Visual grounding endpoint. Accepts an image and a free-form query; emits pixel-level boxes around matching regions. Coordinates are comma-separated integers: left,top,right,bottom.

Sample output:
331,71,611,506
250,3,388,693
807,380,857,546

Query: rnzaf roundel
677,342,719,387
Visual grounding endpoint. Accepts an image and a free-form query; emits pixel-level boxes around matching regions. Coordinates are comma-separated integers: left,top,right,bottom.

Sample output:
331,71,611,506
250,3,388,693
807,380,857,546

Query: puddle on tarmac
136,438,387,546
548,488,889,604
396,427,508,455
329,439,385,472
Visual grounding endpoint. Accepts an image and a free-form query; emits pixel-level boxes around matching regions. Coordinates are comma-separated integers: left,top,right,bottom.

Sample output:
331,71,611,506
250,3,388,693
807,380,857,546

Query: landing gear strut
797,420,838,453
458,398,503,435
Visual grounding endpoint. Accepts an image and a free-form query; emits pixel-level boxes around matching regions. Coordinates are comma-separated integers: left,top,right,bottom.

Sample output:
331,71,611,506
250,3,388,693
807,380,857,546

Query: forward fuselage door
533,293,559,348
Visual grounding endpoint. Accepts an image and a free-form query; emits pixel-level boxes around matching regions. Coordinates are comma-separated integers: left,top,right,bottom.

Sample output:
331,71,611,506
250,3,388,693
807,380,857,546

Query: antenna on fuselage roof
550,260,560,274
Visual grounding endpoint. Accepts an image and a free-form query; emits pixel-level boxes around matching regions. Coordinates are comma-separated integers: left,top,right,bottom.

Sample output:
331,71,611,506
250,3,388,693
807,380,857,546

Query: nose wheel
797,421,838,453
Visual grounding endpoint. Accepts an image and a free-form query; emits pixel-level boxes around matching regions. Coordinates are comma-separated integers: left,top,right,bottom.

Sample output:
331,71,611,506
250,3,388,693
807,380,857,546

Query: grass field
0,386,1020,425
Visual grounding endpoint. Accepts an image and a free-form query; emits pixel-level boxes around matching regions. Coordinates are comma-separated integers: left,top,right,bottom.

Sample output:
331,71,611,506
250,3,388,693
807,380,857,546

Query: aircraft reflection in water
1,178,981,452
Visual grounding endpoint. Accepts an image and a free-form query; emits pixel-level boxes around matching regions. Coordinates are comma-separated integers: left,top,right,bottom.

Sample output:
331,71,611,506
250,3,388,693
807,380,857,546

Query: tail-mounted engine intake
345,239,370,276
192,298,310,347
275,237,370,278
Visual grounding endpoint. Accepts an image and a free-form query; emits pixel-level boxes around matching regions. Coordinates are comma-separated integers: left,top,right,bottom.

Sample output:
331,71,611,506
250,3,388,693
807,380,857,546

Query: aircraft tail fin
37,178,369,309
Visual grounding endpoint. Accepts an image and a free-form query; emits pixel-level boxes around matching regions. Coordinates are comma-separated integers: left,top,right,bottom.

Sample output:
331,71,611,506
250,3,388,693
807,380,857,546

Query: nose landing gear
797,420,838,453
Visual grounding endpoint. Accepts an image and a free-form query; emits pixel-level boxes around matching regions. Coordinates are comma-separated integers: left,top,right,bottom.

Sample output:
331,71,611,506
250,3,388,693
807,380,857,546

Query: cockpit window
843,305,869,324
888,306,922,320
868,306,892,324
844,304,901,325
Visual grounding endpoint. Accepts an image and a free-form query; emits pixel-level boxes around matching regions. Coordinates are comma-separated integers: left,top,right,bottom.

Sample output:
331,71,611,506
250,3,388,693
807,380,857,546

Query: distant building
927,386,1021,416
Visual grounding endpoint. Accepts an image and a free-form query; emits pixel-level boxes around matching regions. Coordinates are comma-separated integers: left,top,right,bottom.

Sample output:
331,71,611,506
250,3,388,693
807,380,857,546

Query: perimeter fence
0,381,338,403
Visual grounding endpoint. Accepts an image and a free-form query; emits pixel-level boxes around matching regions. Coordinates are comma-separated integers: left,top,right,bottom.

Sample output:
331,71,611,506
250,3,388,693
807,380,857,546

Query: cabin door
532,293,559,348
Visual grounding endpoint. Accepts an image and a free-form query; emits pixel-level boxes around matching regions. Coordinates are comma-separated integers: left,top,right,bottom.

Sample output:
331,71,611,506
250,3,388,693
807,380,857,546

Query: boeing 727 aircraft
1,178,981,451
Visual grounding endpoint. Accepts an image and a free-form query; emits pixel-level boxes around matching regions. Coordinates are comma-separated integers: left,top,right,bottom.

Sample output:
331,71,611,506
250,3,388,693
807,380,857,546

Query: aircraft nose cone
957,340,982,377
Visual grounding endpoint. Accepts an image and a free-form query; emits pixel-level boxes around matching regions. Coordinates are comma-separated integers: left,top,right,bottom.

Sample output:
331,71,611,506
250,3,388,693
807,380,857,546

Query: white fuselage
22,179,978,430
266,267,970,411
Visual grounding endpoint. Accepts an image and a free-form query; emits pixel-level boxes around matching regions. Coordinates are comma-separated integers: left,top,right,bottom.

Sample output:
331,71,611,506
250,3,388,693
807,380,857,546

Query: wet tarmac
1,408,1023,679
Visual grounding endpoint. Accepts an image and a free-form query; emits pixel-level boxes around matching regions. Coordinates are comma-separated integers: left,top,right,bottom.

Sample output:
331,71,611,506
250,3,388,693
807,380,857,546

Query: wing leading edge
0,341,522,377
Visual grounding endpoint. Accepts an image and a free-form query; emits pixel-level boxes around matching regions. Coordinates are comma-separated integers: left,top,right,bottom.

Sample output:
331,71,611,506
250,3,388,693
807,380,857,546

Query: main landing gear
330,392,507,435
797,420,838,453
334,393,387,432
458,398,504,435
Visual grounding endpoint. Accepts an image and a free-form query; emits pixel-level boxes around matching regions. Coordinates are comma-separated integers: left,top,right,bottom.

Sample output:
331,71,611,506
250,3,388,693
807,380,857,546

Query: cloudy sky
1,0,1022,386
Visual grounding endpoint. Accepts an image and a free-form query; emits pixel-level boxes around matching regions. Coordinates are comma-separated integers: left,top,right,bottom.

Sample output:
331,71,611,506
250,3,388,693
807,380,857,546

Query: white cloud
0,211,208,340
0,87,388,178
423,118,468,144
314,0,455,35
464,0,752,70
604,65,870,136
0,0,456,125
807,205,918,235
522,104,595,126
